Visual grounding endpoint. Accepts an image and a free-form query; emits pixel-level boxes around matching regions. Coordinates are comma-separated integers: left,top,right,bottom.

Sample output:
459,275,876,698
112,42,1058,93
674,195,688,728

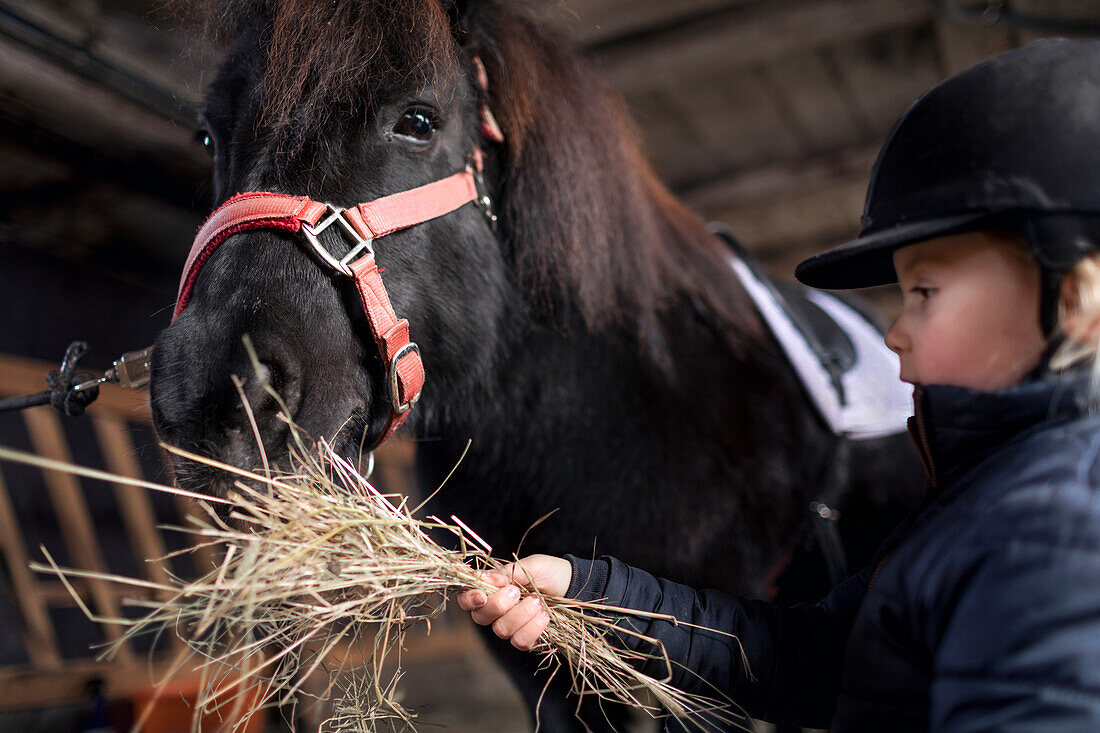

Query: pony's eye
393,110,437,142
195,129,215,157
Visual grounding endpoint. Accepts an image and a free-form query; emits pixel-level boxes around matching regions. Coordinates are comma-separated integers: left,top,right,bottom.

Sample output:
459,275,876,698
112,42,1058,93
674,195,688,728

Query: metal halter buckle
471,166,498,229
388,342,421,414
301,204,374,276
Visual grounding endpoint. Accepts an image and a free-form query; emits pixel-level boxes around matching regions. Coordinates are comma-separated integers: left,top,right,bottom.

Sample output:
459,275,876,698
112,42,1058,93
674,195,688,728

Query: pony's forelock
190,0,458,148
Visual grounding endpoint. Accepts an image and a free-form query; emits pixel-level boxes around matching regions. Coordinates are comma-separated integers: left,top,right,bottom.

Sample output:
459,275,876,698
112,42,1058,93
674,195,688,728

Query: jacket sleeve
928,537,1100,731
565,554,868,728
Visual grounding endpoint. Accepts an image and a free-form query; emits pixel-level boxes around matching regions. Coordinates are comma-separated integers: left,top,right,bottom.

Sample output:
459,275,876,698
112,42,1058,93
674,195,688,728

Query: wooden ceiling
2,0,1099,295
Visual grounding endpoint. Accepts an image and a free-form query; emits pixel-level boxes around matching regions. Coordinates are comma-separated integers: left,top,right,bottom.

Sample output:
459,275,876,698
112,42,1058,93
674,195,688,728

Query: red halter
174,167,483,448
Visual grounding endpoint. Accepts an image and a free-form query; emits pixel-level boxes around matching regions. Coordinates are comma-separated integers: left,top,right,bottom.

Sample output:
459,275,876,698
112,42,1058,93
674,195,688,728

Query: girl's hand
457,554,572,651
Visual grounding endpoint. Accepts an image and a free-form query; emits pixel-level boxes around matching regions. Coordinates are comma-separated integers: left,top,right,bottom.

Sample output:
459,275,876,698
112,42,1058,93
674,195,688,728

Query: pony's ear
446,0,476,36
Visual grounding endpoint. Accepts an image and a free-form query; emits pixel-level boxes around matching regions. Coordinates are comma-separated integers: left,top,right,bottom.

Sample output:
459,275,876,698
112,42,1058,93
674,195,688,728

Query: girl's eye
393,110,437,142
911,286,935,300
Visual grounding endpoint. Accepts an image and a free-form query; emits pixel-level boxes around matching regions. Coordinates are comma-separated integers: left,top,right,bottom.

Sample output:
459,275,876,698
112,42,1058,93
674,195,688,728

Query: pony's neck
429,208,770,445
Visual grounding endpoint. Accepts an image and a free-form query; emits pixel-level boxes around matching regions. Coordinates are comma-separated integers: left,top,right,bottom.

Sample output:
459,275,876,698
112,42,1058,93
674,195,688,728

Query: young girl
458,39,1100,731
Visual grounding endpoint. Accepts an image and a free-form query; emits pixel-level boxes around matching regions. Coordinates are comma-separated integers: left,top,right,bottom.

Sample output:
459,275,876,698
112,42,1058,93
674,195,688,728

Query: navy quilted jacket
566,372,1100,731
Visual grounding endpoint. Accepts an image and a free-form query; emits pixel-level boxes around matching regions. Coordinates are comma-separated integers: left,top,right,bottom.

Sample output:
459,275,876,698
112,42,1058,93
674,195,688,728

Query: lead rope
0,342,153,416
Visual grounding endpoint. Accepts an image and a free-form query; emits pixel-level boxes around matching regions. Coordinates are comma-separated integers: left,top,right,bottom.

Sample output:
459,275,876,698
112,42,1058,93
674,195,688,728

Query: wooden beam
0,465,61,666
0,137,73,189
939,0,1100,41
592,0,937,95
22,407,132,662
0,659,166,709
0,621,478,710
680,143,879,215
1,0,201,123
552,0,755,46
934,15,1015,75
0,656,269,713
0,37,205,176
829,22,943,135
172,494,219,575
651,67,805,182
92,415,171,588
709,176,867,265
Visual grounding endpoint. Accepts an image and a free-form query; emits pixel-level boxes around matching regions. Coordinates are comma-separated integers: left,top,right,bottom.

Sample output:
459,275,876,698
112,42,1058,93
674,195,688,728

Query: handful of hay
2,435,742,731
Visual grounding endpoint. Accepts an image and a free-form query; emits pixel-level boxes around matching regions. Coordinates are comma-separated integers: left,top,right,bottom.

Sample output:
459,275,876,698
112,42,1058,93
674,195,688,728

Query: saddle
715,226,913,586
715,227,911,441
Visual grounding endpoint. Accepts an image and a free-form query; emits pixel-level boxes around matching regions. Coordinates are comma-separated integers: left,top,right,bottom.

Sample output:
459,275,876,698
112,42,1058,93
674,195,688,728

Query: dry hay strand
0,435,747,732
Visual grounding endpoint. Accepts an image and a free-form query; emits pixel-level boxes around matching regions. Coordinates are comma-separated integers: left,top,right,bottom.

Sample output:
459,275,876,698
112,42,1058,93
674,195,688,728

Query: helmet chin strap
1039,266,1065,338
1029,247,1067,380
1031,256,1069,380
1024,331,1066,382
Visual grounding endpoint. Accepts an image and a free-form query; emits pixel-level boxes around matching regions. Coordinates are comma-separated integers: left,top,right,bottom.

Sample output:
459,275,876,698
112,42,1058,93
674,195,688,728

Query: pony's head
151,0,750,490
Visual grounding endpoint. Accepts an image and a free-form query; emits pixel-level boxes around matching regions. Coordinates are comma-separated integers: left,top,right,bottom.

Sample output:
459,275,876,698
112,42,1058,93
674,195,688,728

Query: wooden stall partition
0,353,477,723
0,353,188,710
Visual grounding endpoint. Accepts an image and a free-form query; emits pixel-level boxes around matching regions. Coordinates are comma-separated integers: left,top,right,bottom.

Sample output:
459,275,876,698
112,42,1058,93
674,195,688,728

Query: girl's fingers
491,594,544,642
457,569,521,612
510,606,551,651
480,569,514,588
507,555,573,597
460,558,568,633
499,561,532,586
470,584,522,626
456,589,486,611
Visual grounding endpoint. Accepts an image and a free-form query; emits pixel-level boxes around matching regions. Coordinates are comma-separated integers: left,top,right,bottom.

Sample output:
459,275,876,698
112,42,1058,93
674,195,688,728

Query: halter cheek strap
174,168,481,448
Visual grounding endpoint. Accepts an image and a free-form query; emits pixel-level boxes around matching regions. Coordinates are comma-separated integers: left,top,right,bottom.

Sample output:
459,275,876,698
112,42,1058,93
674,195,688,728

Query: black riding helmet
795,38,1100,334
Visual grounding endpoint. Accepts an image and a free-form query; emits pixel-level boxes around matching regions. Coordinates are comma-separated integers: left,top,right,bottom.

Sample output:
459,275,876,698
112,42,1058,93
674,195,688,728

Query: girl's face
886,232,1046,391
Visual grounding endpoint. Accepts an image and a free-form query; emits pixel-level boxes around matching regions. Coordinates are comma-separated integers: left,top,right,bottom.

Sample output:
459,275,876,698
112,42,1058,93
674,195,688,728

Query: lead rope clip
0,343,154,416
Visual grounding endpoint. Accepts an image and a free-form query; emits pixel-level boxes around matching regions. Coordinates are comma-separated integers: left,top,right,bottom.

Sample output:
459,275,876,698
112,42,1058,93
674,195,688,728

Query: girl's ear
1059,271,1082,325
1056,256,1100,358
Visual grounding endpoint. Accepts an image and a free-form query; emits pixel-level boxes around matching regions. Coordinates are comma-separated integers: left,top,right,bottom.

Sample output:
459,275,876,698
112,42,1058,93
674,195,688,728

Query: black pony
151,1,923,730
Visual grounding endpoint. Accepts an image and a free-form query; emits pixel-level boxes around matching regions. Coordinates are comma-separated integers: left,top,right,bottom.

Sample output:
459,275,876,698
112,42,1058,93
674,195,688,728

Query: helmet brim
794,211,992,289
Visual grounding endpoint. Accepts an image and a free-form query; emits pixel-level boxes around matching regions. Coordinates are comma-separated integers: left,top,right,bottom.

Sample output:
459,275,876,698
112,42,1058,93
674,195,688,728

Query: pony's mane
189,0,760,348
467,3,758,345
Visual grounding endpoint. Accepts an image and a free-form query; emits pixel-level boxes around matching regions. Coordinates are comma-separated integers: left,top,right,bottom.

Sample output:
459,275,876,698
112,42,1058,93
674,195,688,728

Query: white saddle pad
729,255,912,440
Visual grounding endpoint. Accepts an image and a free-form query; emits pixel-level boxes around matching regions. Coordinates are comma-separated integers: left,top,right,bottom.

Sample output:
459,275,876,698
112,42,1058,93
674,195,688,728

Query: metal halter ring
301,204,374,276
388,342,422,414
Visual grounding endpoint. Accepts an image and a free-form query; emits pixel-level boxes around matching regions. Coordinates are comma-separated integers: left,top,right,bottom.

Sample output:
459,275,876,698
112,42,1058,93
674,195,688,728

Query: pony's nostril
234,354,302,420
235,360,279,409
253,362,273,385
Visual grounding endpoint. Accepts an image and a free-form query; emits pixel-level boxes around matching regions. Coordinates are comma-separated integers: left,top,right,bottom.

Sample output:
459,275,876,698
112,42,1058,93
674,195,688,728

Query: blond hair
1051,253,1100,399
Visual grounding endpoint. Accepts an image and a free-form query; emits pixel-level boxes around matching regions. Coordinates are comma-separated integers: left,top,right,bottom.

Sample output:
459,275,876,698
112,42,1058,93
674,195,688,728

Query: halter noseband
174,167,484,449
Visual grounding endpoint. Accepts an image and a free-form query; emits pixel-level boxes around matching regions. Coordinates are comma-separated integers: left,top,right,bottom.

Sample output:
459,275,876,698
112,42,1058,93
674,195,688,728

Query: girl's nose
884,317,907,355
